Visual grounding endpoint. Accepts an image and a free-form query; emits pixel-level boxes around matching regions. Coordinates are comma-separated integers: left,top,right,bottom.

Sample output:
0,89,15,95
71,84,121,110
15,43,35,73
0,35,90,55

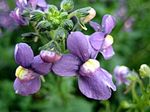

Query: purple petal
10,8,28,25
89,32,105,51
100,68,116,91
16,0,28,9
78,68,116,100
14,77,41,96
102,14,116,34
37,0,47,7
31,55,52,75
100,46,115,60
52,54,81,76
67,31,92,62
89,21,101,32
14,43,34,68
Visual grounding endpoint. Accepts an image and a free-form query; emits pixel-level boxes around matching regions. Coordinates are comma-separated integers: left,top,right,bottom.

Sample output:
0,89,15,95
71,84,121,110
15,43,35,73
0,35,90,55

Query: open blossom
89,14,116,59
14,43,52,96
10,0,47,25
114,65,130,85
52,31,116,100
16,0,47,9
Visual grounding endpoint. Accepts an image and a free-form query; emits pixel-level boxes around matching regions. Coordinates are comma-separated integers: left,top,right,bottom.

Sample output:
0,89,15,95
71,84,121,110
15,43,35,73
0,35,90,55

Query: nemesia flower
114,65,130,85
52,31,116,100
89,14,116,59
16,0,47,9
14,43,52,96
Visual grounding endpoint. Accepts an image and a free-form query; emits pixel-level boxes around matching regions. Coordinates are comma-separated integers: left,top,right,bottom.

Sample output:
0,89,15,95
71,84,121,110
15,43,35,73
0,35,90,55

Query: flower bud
63,19,74,30
114,66,130,85
82,7,96,23
139,64,150,78
40,50,61,63
60,0,74,12
121,101,130,109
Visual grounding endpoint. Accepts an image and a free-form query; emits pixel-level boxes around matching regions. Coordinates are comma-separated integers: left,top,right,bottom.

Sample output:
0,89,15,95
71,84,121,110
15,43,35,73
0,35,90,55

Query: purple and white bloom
10,8,28,25
114,65,130,85
52,31,116,100
89,14,116,60
16,0,47,9
14,43,52,96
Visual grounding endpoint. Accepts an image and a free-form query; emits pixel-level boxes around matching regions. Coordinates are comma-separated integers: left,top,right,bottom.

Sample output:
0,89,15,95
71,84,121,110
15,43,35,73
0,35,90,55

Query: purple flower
52,31,116,100
89,14,116,60
114,65,130,85
16,0,47,9
14,43,52,96
10,8,28,25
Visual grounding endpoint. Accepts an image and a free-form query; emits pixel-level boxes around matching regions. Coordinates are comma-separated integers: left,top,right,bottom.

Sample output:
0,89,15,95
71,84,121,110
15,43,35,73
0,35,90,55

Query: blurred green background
0,0,150,112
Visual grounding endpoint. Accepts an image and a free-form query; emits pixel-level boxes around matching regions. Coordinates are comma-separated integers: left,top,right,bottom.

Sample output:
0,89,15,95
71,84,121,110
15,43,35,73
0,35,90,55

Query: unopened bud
139,64,150,78
82,8,96,23
60,0,74,12
40,50,61,63
63,19,74,30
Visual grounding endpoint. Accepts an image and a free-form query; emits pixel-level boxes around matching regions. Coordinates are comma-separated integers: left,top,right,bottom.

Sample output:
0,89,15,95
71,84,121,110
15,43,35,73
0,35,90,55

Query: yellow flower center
82,59,100,73
15,66,36,81
103,35,114,48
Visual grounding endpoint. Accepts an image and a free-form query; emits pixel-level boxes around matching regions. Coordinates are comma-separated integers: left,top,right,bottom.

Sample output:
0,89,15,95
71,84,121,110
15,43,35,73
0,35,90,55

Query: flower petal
67,31,92,62
100,46,115,60
78,68,116,100
14,43,34,68
31,55,52,75
78,72,111,100
37,0,47,7
102,14,116,34
52,54,81,76
14,77,41,96
89,21,101,32
89,32,105,51
100,68,116,91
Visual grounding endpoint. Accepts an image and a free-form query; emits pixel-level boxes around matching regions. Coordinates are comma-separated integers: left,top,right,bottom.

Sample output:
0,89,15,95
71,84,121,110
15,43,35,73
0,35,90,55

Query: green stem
131,82,139,102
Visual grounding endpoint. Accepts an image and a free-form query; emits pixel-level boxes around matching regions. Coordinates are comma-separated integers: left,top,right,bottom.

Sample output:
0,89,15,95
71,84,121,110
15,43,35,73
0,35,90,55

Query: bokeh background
0,0,150,112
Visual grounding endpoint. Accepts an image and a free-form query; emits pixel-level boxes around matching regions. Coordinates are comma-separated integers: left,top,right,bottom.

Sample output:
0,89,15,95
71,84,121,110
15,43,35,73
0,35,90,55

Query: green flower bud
47,5,59,14
139,64,150,78
36,20,52,31
63,19,74,30
55,27,67,40
30,10,45,22
60,0,74,12
121,101,130,109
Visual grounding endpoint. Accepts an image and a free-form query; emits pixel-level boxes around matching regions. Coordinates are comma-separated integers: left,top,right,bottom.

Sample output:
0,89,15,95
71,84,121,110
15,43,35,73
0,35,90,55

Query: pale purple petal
102,14,116,34
89,32,105,51
100,46,115,60
10,8,28,25
67,31,92,62
89,21,101,32
16,0,28,9
78,67,115,100
100,68,116,91
31,55,52,75
37,0,47,7
52,54,81,76
14,43,34,68
14,77,41,96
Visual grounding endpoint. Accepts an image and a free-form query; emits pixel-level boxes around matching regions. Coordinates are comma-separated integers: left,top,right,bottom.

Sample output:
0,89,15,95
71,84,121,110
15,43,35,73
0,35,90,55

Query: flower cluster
12,0,116,100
